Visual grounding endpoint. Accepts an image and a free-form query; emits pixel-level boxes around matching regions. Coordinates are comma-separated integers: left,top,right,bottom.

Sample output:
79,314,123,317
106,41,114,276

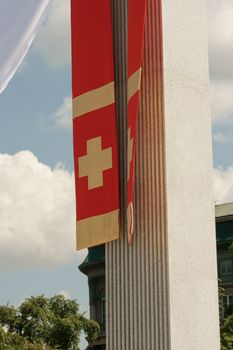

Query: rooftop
215,202,233,220
79,245,105,274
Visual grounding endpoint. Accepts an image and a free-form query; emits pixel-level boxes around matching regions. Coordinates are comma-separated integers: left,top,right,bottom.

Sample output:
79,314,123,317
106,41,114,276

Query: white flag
0,0,50,93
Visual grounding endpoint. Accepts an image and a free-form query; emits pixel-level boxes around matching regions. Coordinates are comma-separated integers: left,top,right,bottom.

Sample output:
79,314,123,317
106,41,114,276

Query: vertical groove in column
106,0,171,349
107,0,128,349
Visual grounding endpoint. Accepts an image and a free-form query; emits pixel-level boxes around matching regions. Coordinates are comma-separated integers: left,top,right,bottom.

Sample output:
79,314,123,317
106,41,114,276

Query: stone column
106,0,220,349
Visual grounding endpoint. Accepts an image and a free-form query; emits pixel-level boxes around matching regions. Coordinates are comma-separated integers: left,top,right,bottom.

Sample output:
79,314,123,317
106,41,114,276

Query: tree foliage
220,283,233,350
0,295,99,350
221,314,233,350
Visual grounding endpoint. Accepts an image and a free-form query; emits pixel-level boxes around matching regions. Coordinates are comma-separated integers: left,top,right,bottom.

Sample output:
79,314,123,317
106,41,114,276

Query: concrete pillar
106,0,220,349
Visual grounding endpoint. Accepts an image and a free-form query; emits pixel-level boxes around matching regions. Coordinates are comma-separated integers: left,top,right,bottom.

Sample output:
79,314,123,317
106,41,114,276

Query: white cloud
0,151,84,269
207,0,233,81
51,96,72,128
33,0,71,68
207,0,233,124
210,81,233,123
213,131,233,143
214,166,233,204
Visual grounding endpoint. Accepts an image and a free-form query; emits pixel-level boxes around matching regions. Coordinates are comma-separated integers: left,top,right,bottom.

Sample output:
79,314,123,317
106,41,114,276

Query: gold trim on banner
76,209,119,250
127,202,134,244
127,128,133,180
128,68,142,101
73,81,115,118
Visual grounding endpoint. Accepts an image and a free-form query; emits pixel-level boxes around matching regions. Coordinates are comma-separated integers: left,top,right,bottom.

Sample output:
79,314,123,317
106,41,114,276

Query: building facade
79,202,233,348
216,203,233,319
79,245,106,349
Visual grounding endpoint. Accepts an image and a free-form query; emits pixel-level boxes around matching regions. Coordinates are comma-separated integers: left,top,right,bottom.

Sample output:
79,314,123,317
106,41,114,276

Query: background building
79,202,233,348
79,245,105,349
216,202,233,318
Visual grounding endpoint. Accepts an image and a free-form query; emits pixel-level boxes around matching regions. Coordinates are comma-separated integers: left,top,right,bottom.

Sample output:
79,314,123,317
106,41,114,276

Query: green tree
0,295,99,350
219,282,233,350
221,315,233,350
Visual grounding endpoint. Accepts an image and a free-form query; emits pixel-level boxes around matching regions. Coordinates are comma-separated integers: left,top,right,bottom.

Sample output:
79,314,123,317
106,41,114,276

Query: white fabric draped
0,0,50,93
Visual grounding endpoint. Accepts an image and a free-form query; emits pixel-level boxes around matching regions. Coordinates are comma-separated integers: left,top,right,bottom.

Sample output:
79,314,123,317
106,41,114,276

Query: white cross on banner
78,137,113,190
0,0,50,93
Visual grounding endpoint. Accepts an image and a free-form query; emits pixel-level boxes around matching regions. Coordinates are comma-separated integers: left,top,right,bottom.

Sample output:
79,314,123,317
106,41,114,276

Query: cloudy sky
208,0,233,203
0,2,89,346
0,0,232,348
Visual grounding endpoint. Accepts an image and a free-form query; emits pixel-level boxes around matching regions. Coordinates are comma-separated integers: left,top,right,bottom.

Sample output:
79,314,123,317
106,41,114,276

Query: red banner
127,0,146,243
71,0,120,250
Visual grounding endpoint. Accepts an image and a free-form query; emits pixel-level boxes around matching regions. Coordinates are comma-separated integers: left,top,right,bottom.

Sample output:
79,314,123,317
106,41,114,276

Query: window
223,295,233,308
220,259,233,275
221,294,233,320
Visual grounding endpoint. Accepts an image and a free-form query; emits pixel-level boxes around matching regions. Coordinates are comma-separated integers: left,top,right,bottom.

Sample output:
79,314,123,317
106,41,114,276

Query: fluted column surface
106,0,170,349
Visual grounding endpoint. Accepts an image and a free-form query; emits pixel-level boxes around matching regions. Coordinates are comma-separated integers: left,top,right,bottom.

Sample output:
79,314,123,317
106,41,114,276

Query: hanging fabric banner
71,0,120,250
0,0,50,94
127,0,146,243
